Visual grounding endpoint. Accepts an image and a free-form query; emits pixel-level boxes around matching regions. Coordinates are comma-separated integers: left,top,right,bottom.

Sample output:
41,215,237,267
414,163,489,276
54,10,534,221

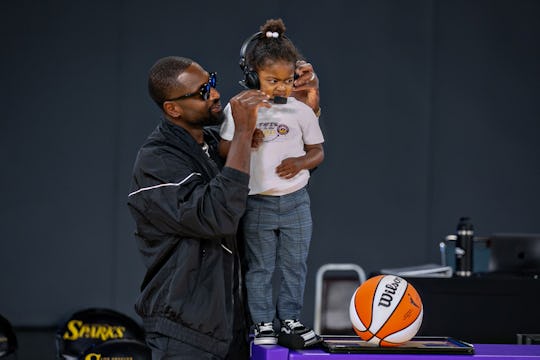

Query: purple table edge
251,343,540,360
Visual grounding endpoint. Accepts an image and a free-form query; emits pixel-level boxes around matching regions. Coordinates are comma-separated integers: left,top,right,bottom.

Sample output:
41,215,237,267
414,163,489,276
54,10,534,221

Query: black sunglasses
165,72,217,102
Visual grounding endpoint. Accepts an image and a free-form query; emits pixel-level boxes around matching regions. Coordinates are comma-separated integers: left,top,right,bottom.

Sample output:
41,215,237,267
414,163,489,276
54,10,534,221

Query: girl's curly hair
246,18,303,71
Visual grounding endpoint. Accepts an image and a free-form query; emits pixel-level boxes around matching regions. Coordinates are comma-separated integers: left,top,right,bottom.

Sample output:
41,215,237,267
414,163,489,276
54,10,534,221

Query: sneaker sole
253,337,278,345
304,334,323,347
278,333,323,349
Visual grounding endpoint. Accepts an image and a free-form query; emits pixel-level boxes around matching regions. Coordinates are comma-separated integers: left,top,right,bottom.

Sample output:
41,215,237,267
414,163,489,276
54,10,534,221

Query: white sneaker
253,322,278,345
280,319,321,346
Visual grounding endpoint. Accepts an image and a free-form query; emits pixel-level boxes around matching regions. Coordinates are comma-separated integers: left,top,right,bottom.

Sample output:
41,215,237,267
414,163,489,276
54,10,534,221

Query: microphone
238,80,249,89
273,96,287,104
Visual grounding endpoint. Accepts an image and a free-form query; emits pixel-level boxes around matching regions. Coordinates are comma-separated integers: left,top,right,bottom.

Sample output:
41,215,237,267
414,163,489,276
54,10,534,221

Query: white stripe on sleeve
128,172,201,197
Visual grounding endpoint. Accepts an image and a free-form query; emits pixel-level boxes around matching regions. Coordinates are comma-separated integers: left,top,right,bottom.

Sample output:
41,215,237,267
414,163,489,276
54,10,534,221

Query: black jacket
127,119,250,357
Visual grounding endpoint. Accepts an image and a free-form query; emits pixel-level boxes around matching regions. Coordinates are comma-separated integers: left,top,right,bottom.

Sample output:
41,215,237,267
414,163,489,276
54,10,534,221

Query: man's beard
201,106,225,127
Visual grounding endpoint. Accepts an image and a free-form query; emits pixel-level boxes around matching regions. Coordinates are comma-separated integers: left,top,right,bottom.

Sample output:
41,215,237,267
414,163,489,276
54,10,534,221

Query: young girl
219,19,324,347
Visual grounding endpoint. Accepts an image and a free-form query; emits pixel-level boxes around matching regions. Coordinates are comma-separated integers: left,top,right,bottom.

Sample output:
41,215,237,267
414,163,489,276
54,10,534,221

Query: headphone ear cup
239,32,263,89
245,71,260,89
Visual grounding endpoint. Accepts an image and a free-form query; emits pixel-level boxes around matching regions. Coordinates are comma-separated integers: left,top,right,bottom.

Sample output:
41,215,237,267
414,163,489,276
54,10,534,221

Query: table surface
251,343,540,360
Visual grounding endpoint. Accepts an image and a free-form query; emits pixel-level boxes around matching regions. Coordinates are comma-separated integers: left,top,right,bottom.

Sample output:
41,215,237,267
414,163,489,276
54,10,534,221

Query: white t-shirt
220,97,324,196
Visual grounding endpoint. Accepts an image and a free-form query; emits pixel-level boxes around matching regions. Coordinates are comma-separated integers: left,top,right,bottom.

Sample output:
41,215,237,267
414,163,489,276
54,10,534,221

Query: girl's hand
276,157,304,179
252,128,264,148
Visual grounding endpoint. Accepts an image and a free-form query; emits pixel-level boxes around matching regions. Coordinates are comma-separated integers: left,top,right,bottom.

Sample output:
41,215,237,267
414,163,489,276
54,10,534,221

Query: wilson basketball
349,275,423,346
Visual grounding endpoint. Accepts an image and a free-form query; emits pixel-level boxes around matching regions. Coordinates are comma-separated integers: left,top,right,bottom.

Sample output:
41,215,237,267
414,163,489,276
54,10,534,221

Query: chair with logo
313,263,366,335
56,308,145,360
79,339,151,360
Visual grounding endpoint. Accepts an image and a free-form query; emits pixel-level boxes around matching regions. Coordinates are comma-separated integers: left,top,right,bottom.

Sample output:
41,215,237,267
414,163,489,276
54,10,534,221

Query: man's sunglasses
165,72,217,102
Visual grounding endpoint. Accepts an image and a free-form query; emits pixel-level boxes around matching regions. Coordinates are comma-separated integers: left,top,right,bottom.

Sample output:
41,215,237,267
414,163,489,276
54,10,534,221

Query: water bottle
455,217,474,277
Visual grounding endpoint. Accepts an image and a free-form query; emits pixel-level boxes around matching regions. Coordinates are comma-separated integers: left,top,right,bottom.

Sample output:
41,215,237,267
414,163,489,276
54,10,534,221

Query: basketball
349,275,423,346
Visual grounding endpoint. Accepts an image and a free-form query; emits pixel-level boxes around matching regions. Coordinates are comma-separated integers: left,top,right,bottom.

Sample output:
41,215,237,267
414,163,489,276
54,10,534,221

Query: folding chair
314,263,366,335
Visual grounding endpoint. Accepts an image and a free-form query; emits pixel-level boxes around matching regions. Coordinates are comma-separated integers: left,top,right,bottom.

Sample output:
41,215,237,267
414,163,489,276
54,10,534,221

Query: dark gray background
1,0,539,338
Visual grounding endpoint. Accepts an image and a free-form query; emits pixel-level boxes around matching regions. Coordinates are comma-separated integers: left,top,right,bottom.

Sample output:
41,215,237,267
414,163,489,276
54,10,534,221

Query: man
127,56,320,359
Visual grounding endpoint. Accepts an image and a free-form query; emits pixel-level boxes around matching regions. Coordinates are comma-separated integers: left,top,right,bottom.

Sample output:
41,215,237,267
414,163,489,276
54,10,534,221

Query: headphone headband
239,32,262,72
237,30,292,89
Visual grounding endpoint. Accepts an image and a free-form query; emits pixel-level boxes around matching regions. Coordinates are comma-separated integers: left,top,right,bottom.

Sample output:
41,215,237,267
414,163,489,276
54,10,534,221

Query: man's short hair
148,56,193,108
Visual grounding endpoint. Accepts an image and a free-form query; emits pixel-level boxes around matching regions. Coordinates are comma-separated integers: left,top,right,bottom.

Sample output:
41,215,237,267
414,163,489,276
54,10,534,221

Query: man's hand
229,90,271,134
226,90,271,174
291,60,320,114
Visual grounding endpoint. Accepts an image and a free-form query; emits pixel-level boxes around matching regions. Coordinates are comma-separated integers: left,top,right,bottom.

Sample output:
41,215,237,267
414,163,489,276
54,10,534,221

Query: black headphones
238,31,299,90
238,31,263,89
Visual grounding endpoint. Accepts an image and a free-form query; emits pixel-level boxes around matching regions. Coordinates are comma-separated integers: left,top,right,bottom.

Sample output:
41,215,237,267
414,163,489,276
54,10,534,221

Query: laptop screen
487,233,540,276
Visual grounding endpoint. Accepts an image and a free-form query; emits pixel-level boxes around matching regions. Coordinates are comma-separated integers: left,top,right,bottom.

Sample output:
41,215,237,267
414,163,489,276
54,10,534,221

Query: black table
406,275,540,344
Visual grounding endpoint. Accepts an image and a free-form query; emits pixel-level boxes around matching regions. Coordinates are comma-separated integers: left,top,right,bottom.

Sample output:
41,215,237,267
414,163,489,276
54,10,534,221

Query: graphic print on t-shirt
258,122,290,142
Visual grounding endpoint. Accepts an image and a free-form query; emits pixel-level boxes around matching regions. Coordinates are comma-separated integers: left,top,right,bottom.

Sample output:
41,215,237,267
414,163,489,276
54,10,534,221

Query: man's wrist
233,129,255,140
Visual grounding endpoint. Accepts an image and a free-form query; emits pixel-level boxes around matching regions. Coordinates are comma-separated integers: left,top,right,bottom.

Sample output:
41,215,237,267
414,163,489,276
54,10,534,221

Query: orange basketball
349,275,423,346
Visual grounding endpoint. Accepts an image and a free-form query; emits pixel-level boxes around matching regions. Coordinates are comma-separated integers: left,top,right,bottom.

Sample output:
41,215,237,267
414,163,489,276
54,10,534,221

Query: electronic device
322,336,475,354
487,233,540,276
